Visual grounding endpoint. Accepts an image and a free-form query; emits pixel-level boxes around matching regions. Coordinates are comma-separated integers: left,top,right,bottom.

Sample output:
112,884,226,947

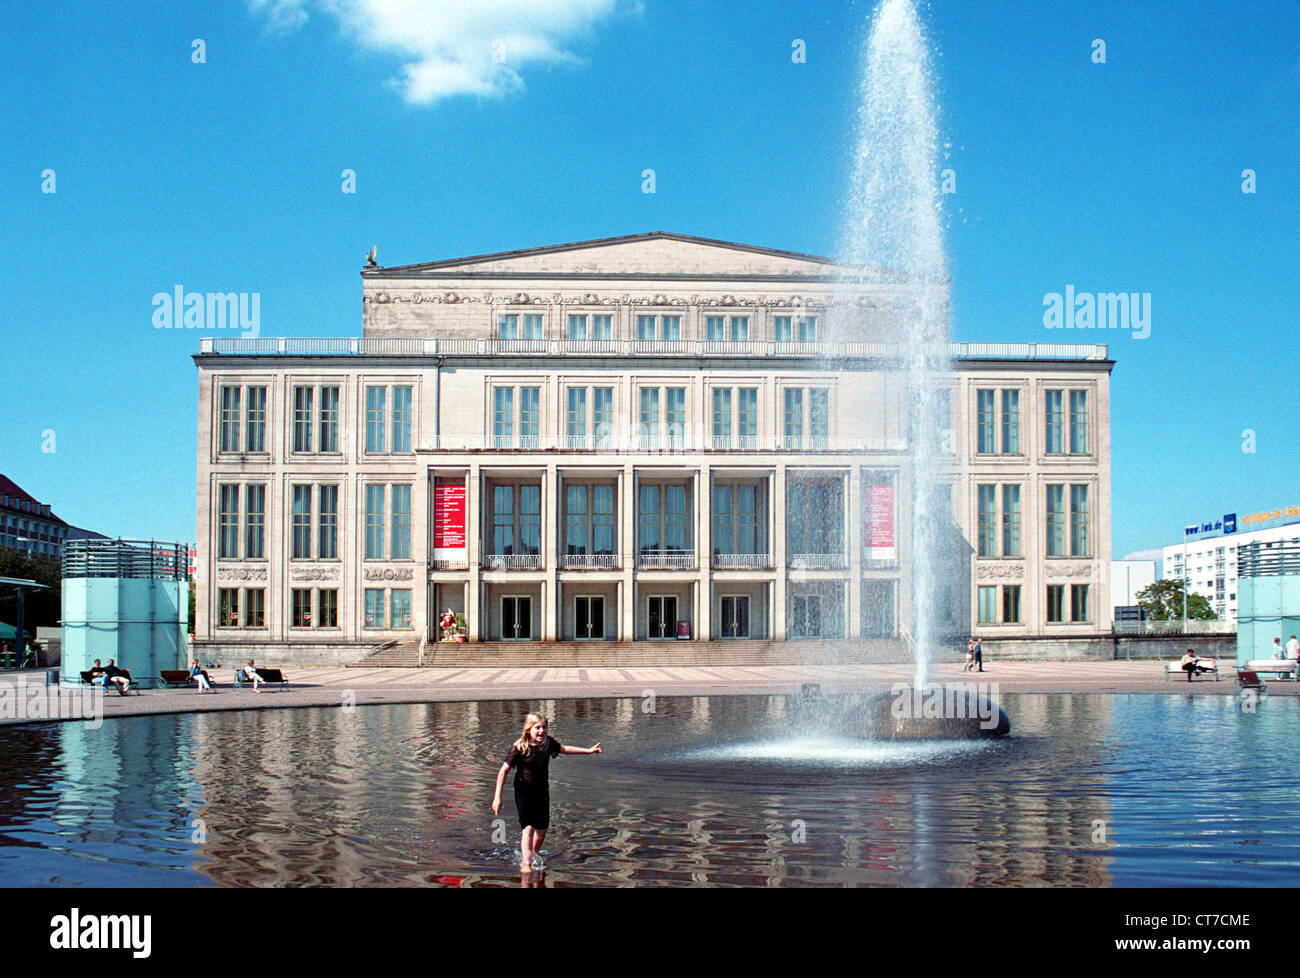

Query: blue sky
1,0,1296,558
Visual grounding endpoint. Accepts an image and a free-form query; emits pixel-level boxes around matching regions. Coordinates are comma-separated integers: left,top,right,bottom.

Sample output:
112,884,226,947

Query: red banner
869,485,894,548
434,485,466,549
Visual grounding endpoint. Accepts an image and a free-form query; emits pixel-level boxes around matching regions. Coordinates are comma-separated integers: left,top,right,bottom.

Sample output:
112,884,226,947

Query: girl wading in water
492,713,601,872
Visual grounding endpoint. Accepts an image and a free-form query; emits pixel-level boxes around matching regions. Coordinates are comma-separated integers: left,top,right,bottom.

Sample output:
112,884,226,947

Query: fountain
835,0,1008,738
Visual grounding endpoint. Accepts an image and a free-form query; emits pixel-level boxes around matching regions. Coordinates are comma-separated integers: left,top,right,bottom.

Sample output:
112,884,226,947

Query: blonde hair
512,712,548,757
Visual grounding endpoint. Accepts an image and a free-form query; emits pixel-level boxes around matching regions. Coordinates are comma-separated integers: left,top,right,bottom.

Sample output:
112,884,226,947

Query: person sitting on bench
102,659,131,696
242,659,265,692
87,659,109,688
1180,648,1211,682
189,659,212,693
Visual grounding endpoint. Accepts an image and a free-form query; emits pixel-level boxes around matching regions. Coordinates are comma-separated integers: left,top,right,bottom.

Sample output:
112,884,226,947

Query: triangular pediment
365,232,856,280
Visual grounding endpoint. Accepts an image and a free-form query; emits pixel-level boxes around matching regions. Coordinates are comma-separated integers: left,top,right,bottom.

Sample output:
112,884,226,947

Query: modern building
192,233,1113,664
0,475,70,557
1162,508,1300,622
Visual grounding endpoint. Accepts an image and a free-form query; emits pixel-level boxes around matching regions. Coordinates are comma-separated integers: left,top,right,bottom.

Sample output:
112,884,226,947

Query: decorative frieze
289,566,340,582
217,565,267,582
363,566,415,582
976,563,1025,580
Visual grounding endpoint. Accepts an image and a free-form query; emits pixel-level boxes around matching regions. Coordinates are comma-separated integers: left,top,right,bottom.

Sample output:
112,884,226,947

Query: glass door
575,596,605,640
790,595,821,639
501,596,532,641
647,595,677,640
721,595,750,638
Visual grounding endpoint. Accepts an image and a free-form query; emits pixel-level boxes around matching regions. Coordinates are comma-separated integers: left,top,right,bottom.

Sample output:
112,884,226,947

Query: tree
188,579,196,635
1135,578,1218,621
0,548,62,630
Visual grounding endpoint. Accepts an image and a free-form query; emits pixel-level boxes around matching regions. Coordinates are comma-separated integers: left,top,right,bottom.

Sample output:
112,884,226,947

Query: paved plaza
1,660,1290,726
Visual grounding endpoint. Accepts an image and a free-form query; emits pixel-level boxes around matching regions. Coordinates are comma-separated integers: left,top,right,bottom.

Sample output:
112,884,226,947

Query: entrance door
647,595,677,640
575,596,605,640
790,594,821,639
721,595,750,638
501,595,532,640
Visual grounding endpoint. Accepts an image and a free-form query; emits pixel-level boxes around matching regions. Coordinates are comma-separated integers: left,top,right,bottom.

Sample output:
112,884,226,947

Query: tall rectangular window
1046,484,1065,557
566,484,588,555
712,484,759,555
593,485,615,555
364,484,385,559
666,387,686,449
493,485,514,554
637,315,656,341
292,386,313,453
809,389,829,447
592,315,612,340
498,314,518,340
1001,484,1021,557
365,386,387,453
493,387,514,448
319,386,339,453
292,589,312,627
712,485,732,556
391,589,412,629
639,388,660,450
1046,584,1064,623
706,316,725,342
1002,585,1022,623
664,484,688,552
219,386,241,452
567,314,588,341
319,589,337,628
784,389,803,449
1001,389,1020,454
567,387,588,449
1069,390,1089,454
1045,390,1064,454
246,588,265,628
218,485,239,559
661,315,681,340
245,386,266,453
392,386,412,453
390,484,411,559
318,484,338,560
219,588,240,627
1070,484,1090,557
1070,583,1090,622
519,387,540,448
729,316,749,341
977,485,997,558
712,388,732,448
364,589,385,628
244,484,265,559
976,389,996,454
521,314,542,340
593,387,613,447
738,388,757,447
978,586,997,624
519,485,540,554
291,484,312,559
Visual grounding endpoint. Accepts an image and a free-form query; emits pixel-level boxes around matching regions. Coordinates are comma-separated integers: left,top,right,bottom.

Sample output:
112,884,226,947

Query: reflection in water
0,694,1296,886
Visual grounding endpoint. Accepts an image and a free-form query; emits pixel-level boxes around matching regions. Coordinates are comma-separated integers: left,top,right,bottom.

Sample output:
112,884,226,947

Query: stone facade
193,233,1114,662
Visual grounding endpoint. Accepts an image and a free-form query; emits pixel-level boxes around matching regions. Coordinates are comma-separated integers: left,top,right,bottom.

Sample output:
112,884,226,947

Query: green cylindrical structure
61,540,188,688
1236,541,1300,666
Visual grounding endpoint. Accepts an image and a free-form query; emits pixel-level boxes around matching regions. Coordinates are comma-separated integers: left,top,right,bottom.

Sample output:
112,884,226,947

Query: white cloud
251,0,635,104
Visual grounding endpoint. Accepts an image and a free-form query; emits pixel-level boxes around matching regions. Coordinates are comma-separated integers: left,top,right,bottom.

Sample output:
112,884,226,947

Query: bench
1237,670,1267,693
1163,658,1219,681
79,669,137,694
1240,659,1299,680
160,669,210,689
232,667,289,690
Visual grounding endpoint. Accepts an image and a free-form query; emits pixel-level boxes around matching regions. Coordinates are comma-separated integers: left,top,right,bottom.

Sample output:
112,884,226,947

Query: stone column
467,464,482,641
697,464,712,641
622,463,636,641
848,468,862,639
773,464,787,641
543,464,558,641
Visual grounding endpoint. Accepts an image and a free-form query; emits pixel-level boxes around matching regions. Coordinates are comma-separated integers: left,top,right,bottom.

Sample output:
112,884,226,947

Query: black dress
505,736,563,830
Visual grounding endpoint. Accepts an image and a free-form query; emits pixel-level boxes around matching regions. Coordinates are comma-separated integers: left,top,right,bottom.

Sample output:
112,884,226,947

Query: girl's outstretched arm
491,762,511,814
561,743,602,755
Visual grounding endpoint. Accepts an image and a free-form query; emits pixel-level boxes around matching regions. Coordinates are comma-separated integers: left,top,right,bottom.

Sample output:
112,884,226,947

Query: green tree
0,548,62,630
188,579,196,635
1135,578,1218,621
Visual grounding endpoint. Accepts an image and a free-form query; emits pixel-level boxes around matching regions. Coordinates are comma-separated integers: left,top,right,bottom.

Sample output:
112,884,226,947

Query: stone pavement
0,659,1289,727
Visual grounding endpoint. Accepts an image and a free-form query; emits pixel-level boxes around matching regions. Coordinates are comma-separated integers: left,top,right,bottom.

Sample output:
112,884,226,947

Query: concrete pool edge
1,661,1291,727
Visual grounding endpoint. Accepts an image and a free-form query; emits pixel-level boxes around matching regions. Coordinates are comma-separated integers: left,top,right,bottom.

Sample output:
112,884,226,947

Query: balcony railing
482,553,543,570
637,551,696,570
429,558,469,571
561,553,619,570
712,553,772,570
789,553,847,570
201,336,1111,362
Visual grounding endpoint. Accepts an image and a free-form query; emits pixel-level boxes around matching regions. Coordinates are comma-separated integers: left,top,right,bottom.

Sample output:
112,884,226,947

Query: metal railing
712,553,772,570
482,554,543,570
1239,541,1300,578
201,336,1110,362
637,551,696,570
63,539,188,581
429,558,468,571
789,553,848,570
1113,619,1236,635
561,554,619,569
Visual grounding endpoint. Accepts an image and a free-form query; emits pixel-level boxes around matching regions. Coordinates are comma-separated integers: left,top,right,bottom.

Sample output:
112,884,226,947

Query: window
565,386,613,449
639,484,689,555
1002,585,1022,623
219,386,240,452
1046,584,1064,623
773,315,817,343
565,484,616,556
493,387,514,448
363,384,412,453
566,387,587,449
976,389,996,454
218,484,239,559
738,388,758,448
1069,390,1089,454
246,588,265,628
491,485,541,556
492,386,541,449
1002,484,1021,557
711,388,732,448
666,387,686,449
1046,484,1065,557
787,479,843,556
364,589,385,628
319,589,337,628
567,315,587,341
218,588,240,627
706,315,749,342
639,386,686,450
390,484,411,560
499,314,542,340
365,386,387,453
978,586,997,624
1070,583,1090,622
244,485,265,559
390,589,412,629
977,485,996,558
977,388,1021,455
292,589,312,628
317,485,338,560
1001,390,1020,454
1045,390,1064,454
392,386,412,453
292,386,313,453
713,484,761,556
364,484,385,559
567,313,612,341
783,387,829,449
291,485,312,559
1070,484,1090,556
319,386,339,453
784,389,803,449
519,386,540,448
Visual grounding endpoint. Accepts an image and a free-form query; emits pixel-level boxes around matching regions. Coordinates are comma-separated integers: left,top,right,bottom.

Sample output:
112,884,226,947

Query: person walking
973,637,984,673
1286,635,1299,660
963,637,976,672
